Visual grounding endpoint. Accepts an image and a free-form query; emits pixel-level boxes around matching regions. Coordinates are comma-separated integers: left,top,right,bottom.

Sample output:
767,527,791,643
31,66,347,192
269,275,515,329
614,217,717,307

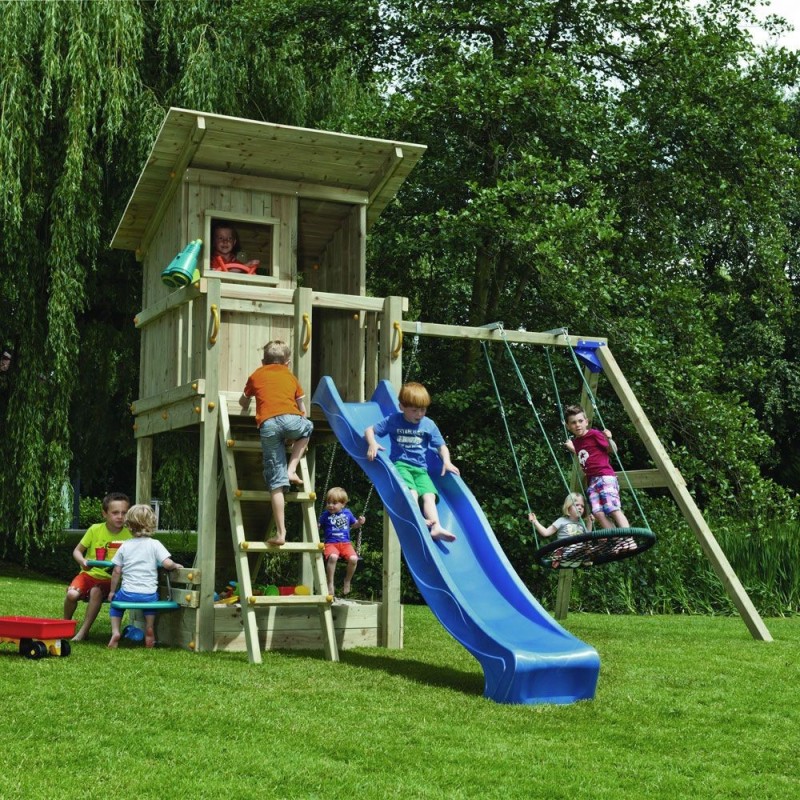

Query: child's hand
564,439,576,453
367,443,384,461
442,461,460,477
528,512,536,522
357,515,366,526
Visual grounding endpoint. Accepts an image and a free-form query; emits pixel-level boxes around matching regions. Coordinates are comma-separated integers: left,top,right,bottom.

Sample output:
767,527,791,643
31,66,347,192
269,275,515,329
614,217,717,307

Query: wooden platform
154,600,398,652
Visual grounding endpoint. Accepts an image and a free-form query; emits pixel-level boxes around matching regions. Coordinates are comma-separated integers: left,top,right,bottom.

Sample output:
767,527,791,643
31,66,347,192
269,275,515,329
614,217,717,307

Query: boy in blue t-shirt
318,486,365,596
365,381,459,542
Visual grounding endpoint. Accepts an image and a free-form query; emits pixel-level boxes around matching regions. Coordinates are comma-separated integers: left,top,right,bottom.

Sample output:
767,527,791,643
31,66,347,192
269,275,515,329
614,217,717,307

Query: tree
0,0,381,554
364,0,800,514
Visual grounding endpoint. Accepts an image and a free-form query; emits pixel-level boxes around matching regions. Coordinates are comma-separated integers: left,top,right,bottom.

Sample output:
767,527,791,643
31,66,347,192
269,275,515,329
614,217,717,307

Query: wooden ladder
217,396,338,664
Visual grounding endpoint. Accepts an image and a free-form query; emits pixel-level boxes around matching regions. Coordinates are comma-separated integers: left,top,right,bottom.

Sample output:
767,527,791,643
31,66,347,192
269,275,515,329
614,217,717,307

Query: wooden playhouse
111,108,426,661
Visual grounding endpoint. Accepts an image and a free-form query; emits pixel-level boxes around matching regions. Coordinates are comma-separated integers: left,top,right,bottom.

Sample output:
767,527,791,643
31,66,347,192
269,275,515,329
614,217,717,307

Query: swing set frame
392,317,772,642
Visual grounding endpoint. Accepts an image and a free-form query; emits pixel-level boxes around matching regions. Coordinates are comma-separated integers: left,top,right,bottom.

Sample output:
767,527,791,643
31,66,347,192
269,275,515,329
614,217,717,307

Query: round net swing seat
534,527,656,570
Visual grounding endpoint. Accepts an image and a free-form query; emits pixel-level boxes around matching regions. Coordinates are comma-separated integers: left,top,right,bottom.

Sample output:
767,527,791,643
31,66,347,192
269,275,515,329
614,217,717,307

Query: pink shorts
324,542,357,560
68,572,111,600
587,475,622,515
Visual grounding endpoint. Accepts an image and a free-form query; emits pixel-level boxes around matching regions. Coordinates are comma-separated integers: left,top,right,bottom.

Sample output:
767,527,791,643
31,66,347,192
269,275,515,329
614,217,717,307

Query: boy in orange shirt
239,341,313,545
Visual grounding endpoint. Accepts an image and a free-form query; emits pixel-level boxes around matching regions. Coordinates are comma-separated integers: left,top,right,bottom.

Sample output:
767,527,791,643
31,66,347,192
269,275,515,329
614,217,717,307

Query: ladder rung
224,439,262,451
224,439,308,453
240,541,325,553
246,594,334,607
235,489,316,503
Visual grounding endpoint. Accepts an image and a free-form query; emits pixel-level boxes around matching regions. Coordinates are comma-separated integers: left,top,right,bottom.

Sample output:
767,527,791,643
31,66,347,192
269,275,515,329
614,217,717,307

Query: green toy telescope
161,239,203,287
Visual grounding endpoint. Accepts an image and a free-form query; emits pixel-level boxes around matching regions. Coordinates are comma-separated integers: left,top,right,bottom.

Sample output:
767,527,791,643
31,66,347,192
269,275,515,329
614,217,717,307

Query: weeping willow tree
0,0,382,555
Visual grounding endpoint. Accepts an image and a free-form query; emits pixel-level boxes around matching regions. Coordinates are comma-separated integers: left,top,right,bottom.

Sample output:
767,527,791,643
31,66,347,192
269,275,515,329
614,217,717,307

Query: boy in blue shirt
365,381,459,541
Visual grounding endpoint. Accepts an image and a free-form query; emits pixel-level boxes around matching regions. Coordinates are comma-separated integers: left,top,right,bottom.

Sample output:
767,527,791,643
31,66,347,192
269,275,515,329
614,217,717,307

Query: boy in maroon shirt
564,404,630,530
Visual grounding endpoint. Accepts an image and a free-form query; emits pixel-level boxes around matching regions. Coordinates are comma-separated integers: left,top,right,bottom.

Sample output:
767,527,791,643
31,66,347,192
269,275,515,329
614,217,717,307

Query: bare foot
287,473,303,486
343,581,351,595
267,537,286,546
327,584,335,595
145,629,156,649
108,633,120,649
430,525,456,542
71,633,85,642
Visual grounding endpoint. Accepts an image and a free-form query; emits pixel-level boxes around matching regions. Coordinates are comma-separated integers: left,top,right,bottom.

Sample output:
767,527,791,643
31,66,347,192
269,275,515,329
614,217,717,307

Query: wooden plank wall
140,189,185,400
315,204,367,401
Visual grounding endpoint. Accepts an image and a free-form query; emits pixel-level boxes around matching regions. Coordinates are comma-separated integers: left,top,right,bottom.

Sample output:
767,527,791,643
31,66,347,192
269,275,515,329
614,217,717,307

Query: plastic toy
123,624,145,643
215,580,239,604
161,239,203,287
294,585,311,596
0,616,76,659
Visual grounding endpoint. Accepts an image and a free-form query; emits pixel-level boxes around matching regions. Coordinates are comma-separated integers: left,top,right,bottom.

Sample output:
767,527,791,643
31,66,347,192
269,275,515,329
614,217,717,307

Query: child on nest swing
529,492,593,540
529,492,593,567
563,404,630,530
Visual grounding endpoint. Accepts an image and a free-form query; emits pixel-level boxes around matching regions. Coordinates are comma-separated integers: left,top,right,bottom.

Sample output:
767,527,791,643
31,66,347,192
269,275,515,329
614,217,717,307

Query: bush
78,496,104,528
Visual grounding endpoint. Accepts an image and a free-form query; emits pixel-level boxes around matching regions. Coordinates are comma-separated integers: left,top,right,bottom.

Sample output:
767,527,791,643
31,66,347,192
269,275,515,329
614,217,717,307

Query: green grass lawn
1,562,798,799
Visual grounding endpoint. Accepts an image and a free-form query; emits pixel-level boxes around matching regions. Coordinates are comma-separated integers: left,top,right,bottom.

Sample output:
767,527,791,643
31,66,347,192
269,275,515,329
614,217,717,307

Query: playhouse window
202,211,281,284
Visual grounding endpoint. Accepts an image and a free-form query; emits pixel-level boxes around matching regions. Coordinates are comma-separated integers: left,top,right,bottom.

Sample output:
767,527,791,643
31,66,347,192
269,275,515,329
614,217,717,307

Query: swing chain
403,322,422,383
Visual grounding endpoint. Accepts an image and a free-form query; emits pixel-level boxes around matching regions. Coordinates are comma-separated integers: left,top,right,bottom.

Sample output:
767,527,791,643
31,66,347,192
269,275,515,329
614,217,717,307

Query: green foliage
0,0,379,553
153,433,200,532
78,496,103,529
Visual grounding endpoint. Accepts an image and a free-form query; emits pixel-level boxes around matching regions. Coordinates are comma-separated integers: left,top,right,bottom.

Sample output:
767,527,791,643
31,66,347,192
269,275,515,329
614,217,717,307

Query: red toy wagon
0,616,76,659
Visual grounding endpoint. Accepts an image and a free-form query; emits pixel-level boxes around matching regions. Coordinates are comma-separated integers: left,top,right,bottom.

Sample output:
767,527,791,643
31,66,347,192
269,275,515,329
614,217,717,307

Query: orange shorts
68,572,111,600
324,542,357,560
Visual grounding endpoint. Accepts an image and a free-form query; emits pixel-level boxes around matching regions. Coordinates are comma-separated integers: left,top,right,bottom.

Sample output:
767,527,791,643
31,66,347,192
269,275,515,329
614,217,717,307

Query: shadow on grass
277,646,485,697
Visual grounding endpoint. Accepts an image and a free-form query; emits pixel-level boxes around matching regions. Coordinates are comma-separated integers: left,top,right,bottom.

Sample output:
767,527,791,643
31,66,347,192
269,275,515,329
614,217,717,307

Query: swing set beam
394,317,772,642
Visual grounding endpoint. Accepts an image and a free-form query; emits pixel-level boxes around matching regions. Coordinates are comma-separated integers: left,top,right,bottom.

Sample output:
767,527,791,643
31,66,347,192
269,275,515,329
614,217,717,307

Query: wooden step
239,541,325,554
233,488,316,503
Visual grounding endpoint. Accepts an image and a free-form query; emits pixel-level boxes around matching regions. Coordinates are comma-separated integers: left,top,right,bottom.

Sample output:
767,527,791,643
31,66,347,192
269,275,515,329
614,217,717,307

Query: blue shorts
587,475,622,516
109,588,159,618
259,414,313,490
394,461,438,499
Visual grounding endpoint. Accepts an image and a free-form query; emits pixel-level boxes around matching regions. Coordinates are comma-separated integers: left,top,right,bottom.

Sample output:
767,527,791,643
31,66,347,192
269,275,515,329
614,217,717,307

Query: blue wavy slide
312,377,600,705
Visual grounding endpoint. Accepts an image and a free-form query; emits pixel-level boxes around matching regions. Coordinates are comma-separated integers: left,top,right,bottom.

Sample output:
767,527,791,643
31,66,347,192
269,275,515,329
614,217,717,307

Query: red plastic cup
278,586,294,596
95,547,107,561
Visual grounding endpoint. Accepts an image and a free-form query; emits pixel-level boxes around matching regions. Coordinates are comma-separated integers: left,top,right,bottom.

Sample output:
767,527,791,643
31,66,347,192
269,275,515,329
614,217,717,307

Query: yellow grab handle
302,313,312,352
391,321,403,359
209,304,220,345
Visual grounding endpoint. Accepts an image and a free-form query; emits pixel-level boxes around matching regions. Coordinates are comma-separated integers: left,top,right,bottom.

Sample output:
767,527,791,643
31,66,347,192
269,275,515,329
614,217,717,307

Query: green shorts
394,461,438,499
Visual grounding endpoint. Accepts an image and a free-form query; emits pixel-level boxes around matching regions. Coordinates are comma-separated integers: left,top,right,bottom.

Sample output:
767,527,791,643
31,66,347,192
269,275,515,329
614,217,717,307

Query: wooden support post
379,296,405,648
136,437,153,504
597,345,772,642
195,279,222,651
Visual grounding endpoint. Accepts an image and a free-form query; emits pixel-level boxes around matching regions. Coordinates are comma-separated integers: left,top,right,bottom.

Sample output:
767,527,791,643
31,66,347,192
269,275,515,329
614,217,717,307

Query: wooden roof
111,108,427,253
